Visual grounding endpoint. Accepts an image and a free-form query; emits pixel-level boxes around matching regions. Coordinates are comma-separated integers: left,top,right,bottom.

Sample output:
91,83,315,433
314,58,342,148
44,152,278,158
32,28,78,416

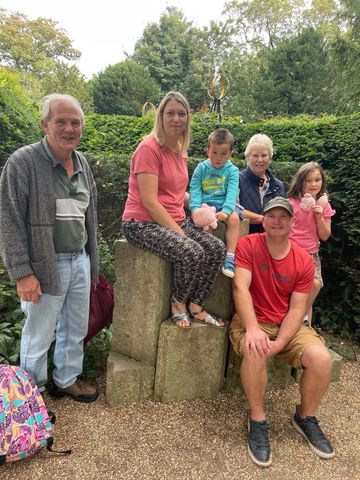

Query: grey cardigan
0,140,99,295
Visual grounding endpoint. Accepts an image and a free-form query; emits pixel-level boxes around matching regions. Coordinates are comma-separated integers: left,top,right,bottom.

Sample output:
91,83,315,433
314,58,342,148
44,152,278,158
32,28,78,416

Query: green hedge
1,108,359,337
0,69,41,169
84,112,360,337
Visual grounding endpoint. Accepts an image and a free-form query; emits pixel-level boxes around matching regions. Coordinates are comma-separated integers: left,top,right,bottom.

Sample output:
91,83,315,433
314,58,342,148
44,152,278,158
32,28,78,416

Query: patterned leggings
122,218,226,306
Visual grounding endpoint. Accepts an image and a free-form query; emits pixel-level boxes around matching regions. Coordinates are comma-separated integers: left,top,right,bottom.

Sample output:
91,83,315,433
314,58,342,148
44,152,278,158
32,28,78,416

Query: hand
250,214,264,224
216,211,229,222
16,274,42,304
312,204,324,218
244,326,271,357
265,339,283,359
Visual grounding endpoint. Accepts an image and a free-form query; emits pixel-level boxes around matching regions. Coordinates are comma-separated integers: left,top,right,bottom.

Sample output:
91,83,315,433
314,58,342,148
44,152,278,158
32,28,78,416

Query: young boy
189,128,240,278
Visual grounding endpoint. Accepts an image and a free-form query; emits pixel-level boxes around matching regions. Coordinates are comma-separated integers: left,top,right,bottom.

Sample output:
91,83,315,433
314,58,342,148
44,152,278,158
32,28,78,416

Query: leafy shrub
1,110,360,344
0,67,41,169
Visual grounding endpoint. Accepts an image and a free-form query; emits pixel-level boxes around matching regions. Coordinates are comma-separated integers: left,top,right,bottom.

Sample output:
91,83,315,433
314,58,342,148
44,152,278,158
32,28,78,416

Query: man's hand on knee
16,274,42,304
244,326,271,357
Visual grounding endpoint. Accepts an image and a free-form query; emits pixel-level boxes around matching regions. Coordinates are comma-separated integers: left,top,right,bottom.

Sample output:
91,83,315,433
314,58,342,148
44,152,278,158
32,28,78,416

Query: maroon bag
85,275,114,343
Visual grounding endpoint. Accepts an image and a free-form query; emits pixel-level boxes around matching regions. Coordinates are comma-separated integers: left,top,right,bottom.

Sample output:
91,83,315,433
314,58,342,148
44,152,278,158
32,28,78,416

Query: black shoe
247,418,272,467
292,406,335,458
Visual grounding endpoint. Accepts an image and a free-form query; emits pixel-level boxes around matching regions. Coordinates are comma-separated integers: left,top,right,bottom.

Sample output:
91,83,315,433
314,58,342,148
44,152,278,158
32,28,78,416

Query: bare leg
299,344,332,417
240,352,267,421
305,279,322,325
225,212,240,253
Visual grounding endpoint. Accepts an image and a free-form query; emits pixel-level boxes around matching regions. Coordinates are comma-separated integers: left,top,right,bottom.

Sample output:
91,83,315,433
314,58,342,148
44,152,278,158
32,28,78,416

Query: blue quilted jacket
238,166,285,233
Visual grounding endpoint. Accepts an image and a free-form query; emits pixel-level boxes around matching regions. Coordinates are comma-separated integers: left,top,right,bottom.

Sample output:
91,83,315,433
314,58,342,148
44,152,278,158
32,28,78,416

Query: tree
222,0,305,51
254,28,334,115
330,0,360,112
92,60,160,115
41,63,93,114
0,8,80,76
132,7,214,110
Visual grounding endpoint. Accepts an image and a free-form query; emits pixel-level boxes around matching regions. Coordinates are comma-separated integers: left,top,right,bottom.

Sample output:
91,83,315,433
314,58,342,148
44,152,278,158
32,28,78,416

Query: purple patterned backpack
0,364,71,463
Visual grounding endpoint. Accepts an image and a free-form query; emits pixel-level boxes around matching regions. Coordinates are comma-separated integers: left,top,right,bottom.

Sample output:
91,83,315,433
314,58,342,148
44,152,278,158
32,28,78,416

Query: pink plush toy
300,193,328,212
191,203,218,231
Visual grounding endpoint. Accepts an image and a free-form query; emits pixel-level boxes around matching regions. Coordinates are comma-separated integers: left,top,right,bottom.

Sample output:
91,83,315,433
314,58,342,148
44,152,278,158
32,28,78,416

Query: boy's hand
216,211,229,222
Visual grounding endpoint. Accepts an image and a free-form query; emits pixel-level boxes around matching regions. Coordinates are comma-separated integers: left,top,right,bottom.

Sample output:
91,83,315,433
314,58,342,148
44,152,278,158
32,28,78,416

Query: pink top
288,197,336,253
122,135,188,223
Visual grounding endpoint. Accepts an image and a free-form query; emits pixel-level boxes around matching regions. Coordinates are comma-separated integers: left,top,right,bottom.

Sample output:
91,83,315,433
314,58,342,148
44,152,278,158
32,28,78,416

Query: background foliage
1,1,360,365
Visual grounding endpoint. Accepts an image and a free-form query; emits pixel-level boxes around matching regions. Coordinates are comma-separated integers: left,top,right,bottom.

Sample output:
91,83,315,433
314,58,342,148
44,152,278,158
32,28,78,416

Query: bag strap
46,412,72,455
46,437,72,455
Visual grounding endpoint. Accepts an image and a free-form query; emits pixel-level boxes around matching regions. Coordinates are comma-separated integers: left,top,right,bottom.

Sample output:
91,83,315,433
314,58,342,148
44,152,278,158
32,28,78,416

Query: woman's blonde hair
152,91,191,154
244,133,273,159
287,161,327,200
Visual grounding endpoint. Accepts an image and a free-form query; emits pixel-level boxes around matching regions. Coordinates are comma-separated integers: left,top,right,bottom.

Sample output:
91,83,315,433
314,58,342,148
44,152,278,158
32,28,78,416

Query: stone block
105,351,155,406
154,320,228,403
111,240,172,365
205,220,249,320
225,344,293,394
291,347,343,383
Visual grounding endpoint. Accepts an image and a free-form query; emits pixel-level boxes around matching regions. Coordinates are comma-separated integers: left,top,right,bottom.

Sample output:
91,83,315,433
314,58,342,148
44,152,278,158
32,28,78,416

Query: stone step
106,351,155,406
111,240,171,366
154,320,228,403
291,347,343,383
225,344,293,394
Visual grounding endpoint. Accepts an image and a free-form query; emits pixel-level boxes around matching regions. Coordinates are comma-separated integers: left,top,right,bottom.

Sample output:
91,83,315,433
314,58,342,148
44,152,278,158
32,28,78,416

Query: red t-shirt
122,135,188,223
235,233,314,325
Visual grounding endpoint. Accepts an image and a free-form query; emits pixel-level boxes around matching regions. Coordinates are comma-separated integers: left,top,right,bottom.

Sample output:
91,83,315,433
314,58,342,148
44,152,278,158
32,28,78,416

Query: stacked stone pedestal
106,220,247,405
105,218,342,405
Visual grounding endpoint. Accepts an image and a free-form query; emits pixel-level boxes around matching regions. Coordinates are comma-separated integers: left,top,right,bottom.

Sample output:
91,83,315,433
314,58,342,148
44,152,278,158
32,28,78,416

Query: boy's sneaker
247,418,272,467
222,257,235,278
292,406,335,458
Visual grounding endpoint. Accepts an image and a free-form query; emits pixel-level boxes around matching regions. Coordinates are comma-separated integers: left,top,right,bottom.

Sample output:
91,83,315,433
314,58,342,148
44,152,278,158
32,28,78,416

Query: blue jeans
20,249,91,389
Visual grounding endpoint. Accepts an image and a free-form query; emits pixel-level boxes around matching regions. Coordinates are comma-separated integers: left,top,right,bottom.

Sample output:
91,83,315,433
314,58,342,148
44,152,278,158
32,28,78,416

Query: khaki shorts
229,314,325,369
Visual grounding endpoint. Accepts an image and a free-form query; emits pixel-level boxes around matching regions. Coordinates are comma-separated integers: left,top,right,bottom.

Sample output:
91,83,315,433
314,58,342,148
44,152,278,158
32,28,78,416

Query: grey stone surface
111,240,172,365
206,220,249,320
105,351,155,406
154,320,229,402
292,347,343,383
225,344,293,394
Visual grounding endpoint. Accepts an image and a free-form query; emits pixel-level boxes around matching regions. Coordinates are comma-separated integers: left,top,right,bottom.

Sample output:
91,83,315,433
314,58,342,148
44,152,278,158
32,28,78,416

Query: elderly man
0,94,99,403
230,197,334,467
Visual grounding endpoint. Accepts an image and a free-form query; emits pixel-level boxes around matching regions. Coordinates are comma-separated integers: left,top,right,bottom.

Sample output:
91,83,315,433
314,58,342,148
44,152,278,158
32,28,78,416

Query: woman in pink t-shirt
122,92,226,328
288,162,335,325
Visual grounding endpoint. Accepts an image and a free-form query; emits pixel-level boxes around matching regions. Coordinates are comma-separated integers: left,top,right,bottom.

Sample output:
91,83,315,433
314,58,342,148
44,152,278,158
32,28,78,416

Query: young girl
287,162,335,325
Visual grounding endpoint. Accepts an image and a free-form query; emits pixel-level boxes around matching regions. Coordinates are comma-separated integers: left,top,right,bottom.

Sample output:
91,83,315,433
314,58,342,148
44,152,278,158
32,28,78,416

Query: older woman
122,92,226,328
238,134,285,233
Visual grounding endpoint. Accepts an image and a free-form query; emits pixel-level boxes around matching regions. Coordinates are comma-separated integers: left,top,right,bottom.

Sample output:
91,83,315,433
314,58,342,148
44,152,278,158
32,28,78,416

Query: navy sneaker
247,418,272,467
292,406,335,458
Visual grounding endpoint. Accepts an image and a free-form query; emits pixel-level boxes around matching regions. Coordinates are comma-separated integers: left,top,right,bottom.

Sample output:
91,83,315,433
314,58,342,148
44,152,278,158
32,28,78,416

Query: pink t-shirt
235,233,314,325
288,198,336,253
122,135,188,223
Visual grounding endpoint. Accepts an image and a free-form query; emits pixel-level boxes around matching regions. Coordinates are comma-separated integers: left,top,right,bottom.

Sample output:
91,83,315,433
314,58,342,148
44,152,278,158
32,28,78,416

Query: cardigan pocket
30,255,59,293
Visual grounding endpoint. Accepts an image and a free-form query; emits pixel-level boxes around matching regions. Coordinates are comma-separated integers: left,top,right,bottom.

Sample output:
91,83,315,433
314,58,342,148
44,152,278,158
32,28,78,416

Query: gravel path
2,358,359,480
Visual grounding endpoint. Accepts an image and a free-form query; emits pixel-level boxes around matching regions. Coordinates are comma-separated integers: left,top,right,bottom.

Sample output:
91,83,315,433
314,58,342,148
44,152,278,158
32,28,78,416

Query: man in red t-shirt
230,197,334,467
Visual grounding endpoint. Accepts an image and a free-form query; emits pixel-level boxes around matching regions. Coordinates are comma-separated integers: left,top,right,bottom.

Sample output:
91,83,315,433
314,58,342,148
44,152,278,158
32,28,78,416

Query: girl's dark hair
287,161,327,200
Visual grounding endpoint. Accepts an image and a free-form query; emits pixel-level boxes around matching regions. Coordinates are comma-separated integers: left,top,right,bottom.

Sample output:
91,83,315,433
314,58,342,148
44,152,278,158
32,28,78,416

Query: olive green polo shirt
42,138,89,253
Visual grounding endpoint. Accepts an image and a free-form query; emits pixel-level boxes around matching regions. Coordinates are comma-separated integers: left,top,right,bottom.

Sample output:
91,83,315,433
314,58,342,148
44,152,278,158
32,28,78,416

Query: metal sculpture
208,69,229,120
